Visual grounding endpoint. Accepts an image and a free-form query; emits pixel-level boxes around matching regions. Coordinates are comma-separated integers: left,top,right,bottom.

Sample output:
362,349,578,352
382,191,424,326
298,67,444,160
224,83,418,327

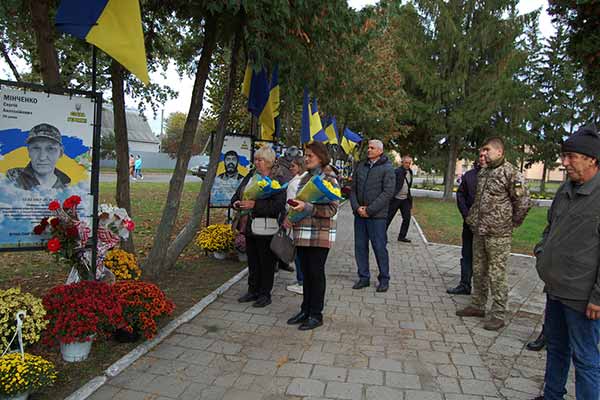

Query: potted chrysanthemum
103,249,141,280
0,288,47,351
196,224,235,259
42,281,126,362
0,353,57,400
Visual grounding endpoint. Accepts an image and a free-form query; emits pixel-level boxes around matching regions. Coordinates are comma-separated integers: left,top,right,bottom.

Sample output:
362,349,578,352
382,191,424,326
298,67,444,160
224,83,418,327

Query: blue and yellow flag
310,98,328,143
242,64,277,141
55,0,149,85
341,127,362,157
324,117,339,145
260,65,280,141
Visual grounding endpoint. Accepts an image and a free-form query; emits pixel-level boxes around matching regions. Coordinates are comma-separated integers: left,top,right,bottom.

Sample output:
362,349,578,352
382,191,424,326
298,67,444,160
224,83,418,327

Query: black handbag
270,227,295,264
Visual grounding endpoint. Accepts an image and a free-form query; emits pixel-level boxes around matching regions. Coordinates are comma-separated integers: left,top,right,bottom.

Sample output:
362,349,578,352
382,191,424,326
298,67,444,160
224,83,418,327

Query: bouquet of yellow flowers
196,224,235,252
0,288,48,349
288,174,342,223
103,249,141,280
0,353,57,397
242,174,286,200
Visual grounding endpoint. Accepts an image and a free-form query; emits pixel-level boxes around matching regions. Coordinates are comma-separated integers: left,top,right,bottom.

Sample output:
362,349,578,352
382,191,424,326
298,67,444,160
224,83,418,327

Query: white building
101,106,160,153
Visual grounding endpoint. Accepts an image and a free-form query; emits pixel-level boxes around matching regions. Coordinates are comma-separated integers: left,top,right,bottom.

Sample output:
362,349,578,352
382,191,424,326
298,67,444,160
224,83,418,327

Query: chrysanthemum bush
42,281,126,346
0,353,57,396
103,249,141,280
114,281,174,339
196,224,234,253
0,288,48,349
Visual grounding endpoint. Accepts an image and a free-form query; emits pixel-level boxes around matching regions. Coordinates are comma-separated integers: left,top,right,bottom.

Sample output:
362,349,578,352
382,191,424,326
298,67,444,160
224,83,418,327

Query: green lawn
412,197,548,255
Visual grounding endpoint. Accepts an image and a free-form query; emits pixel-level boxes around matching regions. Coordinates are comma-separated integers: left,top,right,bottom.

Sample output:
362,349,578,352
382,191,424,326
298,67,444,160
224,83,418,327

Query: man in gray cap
7,123,70,190
531,124,600,400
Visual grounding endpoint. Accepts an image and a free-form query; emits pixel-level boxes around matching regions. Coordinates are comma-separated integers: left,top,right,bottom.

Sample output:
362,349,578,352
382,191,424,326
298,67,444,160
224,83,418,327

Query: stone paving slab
87,205,569,399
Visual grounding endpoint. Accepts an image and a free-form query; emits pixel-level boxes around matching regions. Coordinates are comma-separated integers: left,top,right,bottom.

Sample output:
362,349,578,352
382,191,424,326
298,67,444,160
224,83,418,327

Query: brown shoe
484,317,505,331
456,306,485,318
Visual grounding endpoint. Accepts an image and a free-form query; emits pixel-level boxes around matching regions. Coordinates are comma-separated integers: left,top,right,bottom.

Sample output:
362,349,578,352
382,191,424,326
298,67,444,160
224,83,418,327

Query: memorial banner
210,135,252,207
0,85,96,249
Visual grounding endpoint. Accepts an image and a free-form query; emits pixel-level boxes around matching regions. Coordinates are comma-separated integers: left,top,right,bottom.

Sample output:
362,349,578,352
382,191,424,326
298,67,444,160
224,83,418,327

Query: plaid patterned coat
291,170,339,249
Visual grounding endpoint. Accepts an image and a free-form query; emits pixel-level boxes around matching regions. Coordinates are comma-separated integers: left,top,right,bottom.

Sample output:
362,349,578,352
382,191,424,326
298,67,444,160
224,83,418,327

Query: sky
0,1,556,135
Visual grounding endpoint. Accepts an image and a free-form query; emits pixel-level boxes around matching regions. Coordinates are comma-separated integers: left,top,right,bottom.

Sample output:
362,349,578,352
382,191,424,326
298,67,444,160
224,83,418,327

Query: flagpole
92,45,97,93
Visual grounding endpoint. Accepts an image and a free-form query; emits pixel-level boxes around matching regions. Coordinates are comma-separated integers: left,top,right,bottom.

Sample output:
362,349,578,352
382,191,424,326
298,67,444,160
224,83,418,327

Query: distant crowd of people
228,125,600,399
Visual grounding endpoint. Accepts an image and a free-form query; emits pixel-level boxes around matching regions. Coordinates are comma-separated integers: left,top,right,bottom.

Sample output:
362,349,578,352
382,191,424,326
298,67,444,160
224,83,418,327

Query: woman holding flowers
285,142,340,330
231,146,286,308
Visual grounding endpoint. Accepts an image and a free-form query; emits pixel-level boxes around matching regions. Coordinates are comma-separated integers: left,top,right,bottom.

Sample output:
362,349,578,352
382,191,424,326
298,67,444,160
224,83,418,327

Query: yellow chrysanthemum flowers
103,249,141,280
0,353,57,396
0,288,47,349
196,224,235,253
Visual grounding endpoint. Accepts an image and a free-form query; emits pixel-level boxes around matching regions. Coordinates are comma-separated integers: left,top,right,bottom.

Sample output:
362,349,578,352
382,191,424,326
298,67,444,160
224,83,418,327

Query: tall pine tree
393,0,530,198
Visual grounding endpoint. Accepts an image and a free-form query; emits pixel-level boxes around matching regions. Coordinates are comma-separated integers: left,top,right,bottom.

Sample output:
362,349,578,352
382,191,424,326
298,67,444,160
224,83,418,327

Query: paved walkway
88,204,563,400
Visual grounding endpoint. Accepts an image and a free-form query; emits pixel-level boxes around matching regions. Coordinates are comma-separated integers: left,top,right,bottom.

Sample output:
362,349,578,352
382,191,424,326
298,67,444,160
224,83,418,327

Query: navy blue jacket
456,165,481,219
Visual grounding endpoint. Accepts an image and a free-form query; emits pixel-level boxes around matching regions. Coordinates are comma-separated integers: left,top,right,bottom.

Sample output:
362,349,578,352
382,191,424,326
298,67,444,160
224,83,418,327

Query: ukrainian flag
310,98,328,143
241,64,276,140
260,65,280,141
341,127,362,157
325,117,339,145
55,0,149,85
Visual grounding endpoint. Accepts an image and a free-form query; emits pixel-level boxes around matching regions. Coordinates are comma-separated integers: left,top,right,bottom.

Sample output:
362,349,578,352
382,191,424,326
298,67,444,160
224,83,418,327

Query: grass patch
412,197,547,255
1,182,244,400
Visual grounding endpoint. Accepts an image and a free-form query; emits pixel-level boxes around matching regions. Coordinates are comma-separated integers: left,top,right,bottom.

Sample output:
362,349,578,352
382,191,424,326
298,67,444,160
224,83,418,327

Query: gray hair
254,145,276,167
368,139,384,150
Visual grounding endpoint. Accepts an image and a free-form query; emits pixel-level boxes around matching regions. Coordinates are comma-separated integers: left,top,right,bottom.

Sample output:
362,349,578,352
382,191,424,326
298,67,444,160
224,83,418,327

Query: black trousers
459,222,473,289
387,198,412,239
297,246,330,320
245,234,277,298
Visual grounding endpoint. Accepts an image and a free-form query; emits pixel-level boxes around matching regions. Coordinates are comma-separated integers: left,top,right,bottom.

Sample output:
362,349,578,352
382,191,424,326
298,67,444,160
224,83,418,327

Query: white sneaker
287,284,303,295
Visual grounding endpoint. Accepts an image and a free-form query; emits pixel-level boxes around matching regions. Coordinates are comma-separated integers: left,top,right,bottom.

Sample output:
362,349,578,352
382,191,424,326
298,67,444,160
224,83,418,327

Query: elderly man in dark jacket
532,125,600,400
447,153,486,295
350,139,396,292
387,155,414,242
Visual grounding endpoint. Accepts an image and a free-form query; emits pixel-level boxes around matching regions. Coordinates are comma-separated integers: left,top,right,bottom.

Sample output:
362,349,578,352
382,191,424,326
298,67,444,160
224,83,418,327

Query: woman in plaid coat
285,142,339,331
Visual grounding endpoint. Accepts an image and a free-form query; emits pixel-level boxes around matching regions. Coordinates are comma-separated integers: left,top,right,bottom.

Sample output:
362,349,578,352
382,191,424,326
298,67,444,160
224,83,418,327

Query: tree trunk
540,163,547,194
164,28,242,268
443,136,459,200
28,0,61,88
0,42,21,81
110,60,135,253
143,18,218,277
519,144,525,172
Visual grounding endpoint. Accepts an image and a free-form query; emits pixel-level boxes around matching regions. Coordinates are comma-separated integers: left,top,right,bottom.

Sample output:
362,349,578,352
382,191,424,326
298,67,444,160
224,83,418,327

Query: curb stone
64,267,249,400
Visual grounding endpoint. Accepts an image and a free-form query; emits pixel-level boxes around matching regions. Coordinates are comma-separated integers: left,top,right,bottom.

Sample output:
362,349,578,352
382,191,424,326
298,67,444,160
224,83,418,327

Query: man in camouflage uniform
456,137,531,330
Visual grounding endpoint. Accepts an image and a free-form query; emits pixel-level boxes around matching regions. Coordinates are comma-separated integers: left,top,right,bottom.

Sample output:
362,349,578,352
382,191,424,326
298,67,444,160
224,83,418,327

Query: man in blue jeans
532,125,600,400
350,139,395,293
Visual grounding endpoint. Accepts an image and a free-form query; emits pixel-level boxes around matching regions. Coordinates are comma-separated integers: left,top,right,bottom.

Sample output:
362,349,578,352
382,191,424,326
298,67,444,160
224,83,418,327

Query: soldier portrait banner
0,83,98,249
209,134,252,208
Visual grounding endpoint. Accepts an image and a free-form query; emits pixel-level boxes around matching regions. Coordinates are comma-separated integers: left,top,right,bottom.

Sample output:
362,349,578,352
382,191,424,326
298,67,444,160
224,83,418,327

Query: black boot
299,317,323,331
526,330,546,352
447,284,471,295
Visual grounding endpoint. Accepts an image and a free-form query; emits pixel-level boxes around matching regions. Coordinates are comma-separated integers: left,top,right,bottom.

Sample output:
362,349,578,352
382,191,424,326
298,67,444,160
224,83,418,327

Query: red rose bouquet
33,195,92,280
42,281,126,345
114,281,175,339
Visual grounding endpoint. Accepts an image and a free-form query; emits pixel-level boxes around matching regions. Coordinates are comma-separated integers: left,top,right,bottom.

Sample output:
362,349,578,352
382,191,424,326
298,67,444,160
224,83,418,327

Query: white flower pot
60,337,93,362
213,251,227,260
1,391,29,400
237,252,247,262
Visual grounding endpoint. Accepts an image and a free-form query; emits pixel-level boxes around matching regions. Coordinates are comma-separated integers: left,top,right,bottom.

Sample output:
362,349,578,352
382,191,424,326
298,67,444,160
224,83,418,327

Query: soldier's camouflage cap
27,123,63,145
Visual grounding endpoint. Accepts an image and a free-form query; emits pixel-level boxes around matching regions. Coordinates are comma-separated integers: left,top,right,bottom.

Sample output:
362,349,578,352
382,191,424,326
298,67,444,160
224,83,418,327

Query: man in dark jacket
350,139,396,292
387,154,414,242
447,153,486,295
533,125,600,400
